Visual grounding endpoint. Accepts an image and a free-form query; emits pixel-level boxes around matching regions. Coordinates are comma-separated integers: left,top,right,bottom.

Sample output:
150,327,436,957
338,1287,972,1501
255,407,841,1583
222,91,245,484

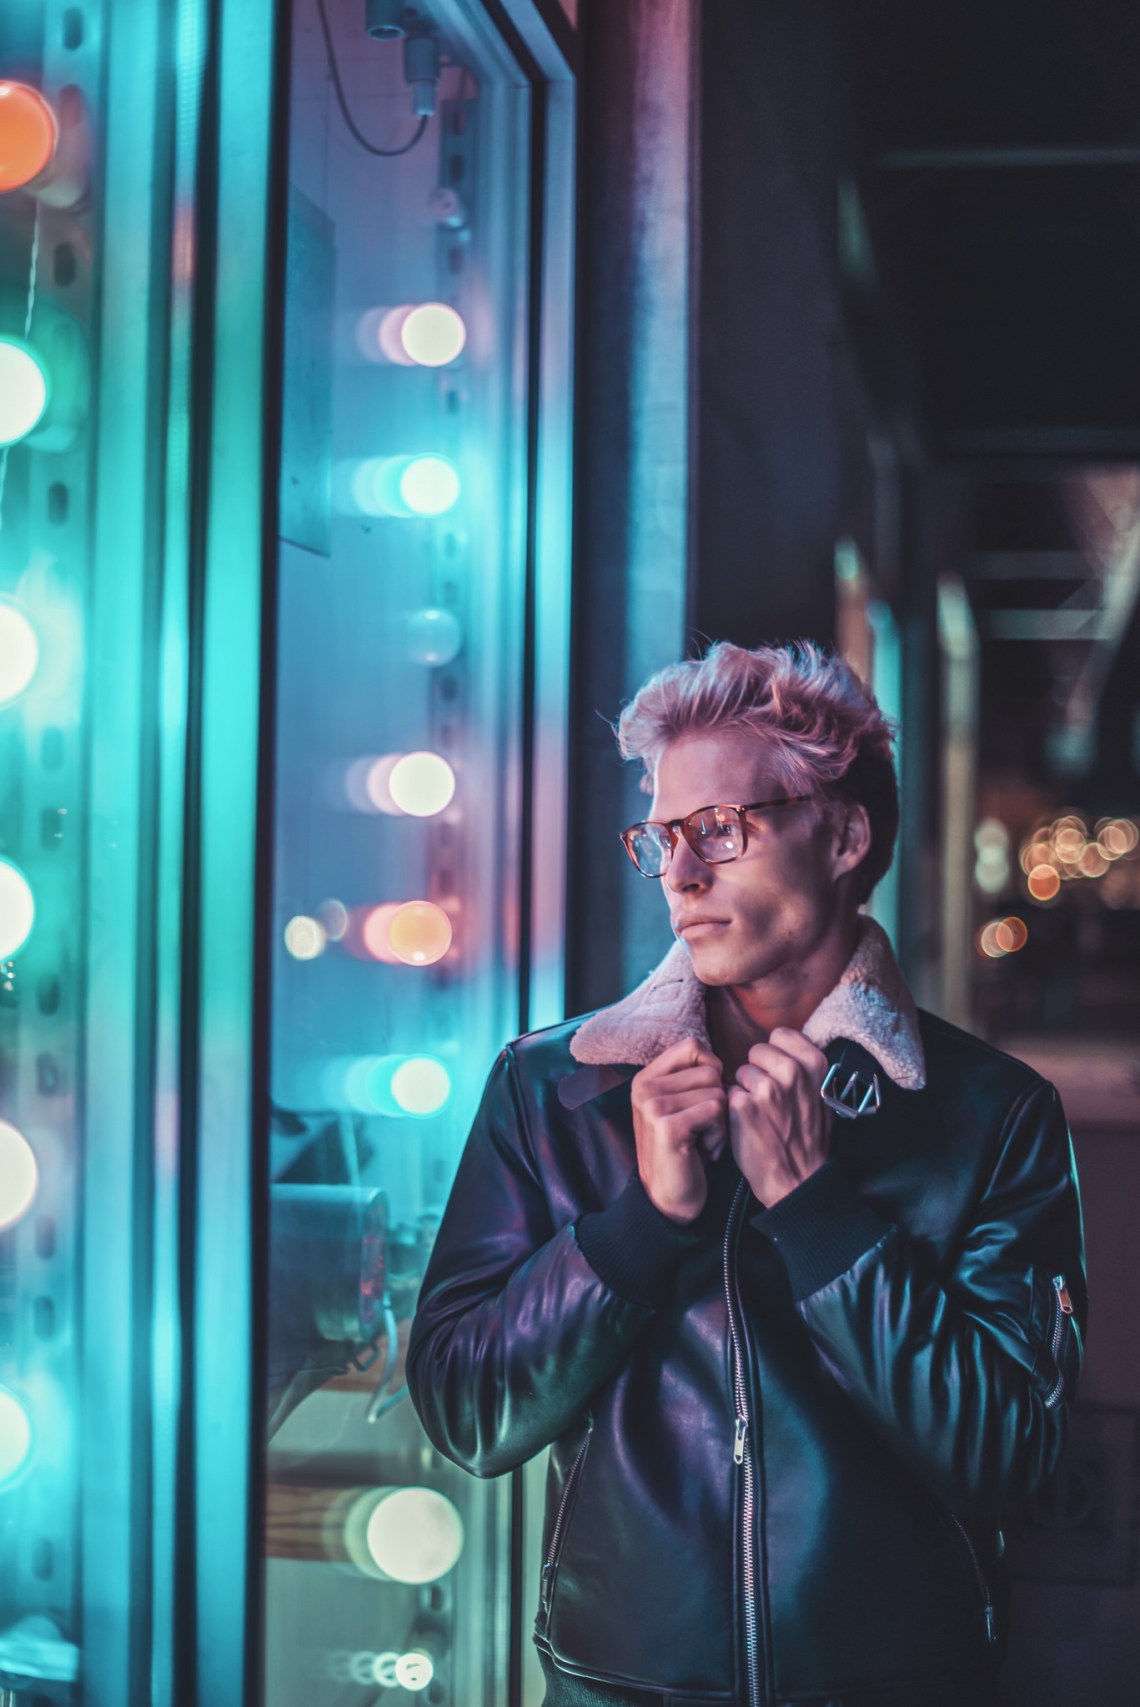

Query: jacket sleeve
755,1080,1086,1517
406,1047,693,1478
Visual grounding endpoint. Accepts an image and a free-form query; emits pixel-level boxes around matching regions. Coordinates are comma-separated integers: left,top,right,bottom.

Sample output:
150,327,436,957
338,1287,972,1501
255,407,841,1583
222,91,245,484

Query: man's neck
706,918,860,1080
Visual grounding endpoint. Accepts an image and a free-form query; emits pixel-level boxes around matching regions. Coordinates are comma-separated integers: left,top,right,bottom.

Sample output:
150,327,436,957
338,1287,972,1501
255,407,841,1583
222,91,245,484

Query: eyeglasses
620,797,812,878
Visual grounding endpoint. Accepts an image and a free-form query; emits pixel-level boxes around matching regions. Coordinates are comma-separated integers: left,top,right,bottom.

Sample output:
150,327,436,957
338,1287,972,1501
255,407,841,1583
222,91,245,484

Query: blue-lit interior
264,2,537,1699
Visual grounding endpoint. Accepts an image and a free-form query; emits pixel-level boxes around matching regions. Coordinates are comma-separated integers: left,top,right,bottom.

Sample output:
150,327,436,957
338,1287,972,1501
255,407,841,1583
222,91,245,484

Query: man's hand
631,1038,727,1224
727,1028,831,1207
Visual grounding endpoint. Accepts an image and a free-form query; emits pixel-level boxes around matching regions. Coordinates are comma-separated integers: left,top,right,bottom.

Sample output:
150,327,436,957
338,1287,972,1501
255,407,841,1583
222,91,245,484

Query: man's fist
727,1027,831,1207
631,1038,727,1224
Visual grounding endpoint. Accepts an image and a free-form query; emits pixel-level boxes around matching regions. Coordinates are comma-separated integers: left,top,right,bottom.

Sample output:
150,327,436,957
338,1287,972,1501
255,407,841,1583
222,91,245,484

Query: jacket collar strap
569,915,926,1091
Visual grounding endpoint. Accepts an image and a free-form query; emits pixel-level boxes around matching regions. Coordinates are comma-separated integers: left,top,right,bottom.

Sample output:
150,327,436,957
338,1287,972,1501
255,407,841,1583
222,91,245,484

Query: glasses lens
624,824,671,876
687,806,744,864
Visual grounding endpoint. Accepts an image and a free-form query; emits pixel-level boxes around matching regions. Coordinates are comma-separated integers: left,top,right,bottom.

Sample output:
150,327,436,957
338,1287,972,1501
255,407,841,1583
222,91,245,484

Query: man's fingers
647,1036,723,1075
764,1027,829,1078
634,1064,723,1103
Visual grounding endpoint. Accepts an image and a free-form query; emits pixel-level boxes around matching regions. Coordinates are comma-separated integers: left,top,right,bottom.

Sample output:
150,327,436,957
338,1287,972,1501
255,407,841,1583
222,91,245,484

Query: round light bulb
284,915,327,960
0,858,35,959
388,901,452,967
389,751,455,817
400,302,466,367
406,607,462,666
394,1651,435,1691
399,455,460,517
364,1487,464,1583
390,1056,451,1116
0,82,58,192
0,1120,37,1229
0,338,49,446
0,600,40,704
0,1386,33,1488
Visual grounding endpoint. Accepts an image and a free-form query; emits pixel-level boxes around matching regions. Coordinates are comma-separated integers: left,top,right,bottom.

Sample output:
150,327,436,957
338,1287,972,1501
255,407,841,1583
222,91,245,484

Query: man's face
648,731,855,989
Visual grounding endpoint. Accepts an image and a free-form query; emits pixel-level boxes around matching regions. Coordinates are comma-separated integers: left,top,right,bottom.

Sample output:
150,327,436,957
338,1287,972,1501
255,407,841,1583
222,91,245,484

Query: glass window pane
264,4,537,1702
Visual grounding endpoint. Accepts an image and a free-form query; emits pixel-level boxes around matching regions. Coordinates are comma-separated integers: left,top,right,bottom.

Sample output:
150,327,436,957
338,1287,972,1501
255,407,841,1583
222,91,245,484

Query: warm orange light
1079,844,1108,879
387,901,452,966
994,917,1028,953
0,83,57,192
1027,864,1060,902
978,922,1006,959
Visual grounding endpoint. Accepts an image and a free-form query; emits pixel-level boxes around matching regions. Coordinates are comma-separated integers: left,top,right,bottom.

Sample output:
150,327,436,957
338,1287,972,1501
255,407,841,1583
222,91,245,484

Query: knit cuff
752,1160,891,1301
575,1169,707,1307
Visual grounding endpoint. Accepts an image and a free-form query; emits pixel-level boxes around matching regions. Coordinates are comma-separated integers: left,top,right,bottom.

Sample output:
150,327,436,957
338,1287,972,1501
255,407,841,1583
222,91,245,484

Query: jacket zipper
948,1513,997,1645
1044,1274,1074,1410
724,1177,762,1707
540,1415,593,1616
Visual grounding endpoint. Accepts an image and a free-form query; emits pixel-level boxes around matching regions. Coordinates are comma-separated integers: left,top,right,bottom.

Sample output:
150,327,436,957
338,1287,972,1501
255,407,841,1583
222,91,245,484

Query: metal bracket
821,1061,882,1120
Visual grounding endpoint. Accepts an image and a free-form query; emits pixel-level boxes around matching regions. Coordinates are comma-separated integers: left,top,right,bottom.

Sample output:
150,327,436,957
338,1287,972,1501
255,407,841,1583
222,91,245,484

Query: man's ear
830,802,872,880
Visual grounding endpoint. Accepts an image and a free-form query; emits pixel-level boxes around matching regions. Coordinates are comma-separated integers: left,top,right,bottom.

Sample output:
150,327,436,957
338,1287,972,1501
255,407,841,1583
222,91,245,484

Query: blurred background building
0,1,1137,1704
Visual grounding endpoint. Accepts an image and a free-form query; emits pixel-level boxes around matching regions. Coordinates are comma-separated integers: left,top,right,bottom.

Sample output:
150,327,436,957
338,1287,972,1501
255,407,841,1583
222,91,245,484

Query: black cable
316,0,429,158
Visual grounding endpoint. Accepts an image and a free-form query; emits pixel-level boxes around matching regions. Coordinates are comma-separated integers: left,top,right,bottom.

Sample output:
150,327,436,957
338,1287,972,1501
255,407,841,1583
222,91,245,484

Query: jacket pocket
540,1414,593,1621
1043,1272,1077,1409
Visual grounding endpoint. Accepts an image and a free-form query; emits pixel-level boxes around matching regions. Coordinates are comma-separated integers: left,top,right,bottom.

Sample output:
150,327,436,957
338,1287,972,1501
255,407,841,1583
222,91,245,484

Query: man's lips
674,917,729,936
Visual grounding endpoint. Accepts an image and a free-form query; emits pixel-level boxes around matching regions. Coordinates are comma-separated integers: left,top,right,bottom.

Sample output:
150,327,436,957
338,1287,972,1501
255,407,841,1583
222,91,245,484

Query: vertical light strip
192,0,281,1701
81,0,168,1702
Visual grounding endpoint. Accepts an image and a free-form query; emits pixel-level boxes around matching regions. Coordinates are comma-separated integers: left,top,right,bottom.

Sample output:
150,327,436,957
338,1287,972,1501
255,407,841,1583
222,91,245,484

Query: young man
408,641,1085,1707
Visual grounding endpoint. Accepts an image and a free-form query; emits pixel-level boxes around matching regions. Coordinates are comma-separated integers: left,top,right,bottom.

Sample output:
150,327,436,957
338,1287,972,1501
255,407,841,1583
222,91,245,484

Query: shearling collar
569,916,926,1091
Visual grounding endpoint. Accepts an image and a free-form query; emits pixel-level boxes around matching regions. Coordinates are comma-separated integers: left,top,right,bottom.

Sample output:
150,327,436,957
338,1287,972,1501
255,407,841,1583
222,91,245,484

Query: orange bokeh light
1027,864,1060,902
362,902,403,963
994,917,1028,953
387,901,452,967
0,83,57,192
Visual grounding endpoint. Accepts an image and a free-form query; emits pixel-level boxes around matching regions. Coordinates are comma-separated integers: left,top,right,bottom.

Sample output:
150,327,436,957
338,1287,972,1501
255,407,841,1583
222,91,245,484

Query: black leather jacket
407,1010,1085,1705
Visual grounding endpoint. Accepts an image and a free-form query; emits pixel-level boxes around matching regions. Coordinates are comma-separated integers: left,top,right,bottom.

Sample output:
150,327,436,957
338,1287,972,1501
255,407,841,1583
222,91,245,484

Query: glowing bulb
0,858,35,959
0,338,49,445
389,751,455,817
400,455,460,517
284,915,327,959
362,903,403,963
993,917,1027,953
1027,864,1060,903
388,901,452,966
0,600,39,704
362,1487,464,1583
0,1386,33,1488
395,1651,434,1691
0,82,58,192
400,302,466,367
0,1120,37,1229
406,606,462,666
391,1057,451,1116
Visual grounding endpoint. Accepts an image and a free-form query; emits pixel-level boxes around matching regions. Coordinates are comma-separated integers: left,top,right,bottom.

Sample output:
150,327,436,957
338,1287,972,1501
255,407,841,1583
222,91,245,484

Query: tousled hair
616,640,898,902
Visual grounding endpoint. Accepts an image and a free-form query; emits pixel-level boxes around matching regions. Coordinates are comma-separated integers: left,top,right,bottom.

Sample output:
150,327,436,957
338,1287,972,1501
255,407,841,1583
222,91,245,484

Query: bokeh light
400,302,466,367
388,751,455,817
390,1056,451,1116
0,338,49,445
0,82,57,192
0,1120,37,1229
362,1487,464,1583
0,1385,33,1488
362,903,403,963
317,897,349,941
394,1651,434,1691
0,600,39,704
406,606,463,666
0,858,35,958
400,455,460,517
284,915,327,960
1027,864,1060,903
387,900,452,966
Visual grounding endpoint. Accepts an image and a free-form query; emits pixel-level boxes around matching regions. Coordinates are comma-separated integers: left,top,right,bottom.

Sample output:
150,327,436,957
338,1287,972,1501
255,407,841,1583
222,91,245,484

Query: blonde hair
616,640,898,900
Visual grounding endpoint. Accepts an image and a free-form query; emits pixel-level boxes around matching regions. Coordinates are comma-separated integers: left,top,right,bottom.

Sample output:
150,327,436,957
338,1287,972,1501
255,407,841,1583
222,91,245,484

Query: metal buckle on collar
820,1060,881,1119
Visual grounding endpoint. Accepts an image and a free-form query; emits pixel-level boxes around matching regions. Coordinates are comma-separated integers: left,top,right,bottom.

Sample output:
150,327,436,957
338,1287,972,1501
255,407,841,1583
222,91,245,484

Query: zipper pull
1053,1274,1074,1315
732,1415,747,1465
984,1604,996,1644
541,1562,552,1614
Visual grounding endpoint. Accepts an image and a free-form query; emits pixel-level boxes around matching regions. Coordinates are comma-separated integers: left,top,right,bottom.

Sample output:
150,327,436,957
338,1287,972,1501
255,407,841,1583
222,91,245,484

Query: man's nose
664,834,709,892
